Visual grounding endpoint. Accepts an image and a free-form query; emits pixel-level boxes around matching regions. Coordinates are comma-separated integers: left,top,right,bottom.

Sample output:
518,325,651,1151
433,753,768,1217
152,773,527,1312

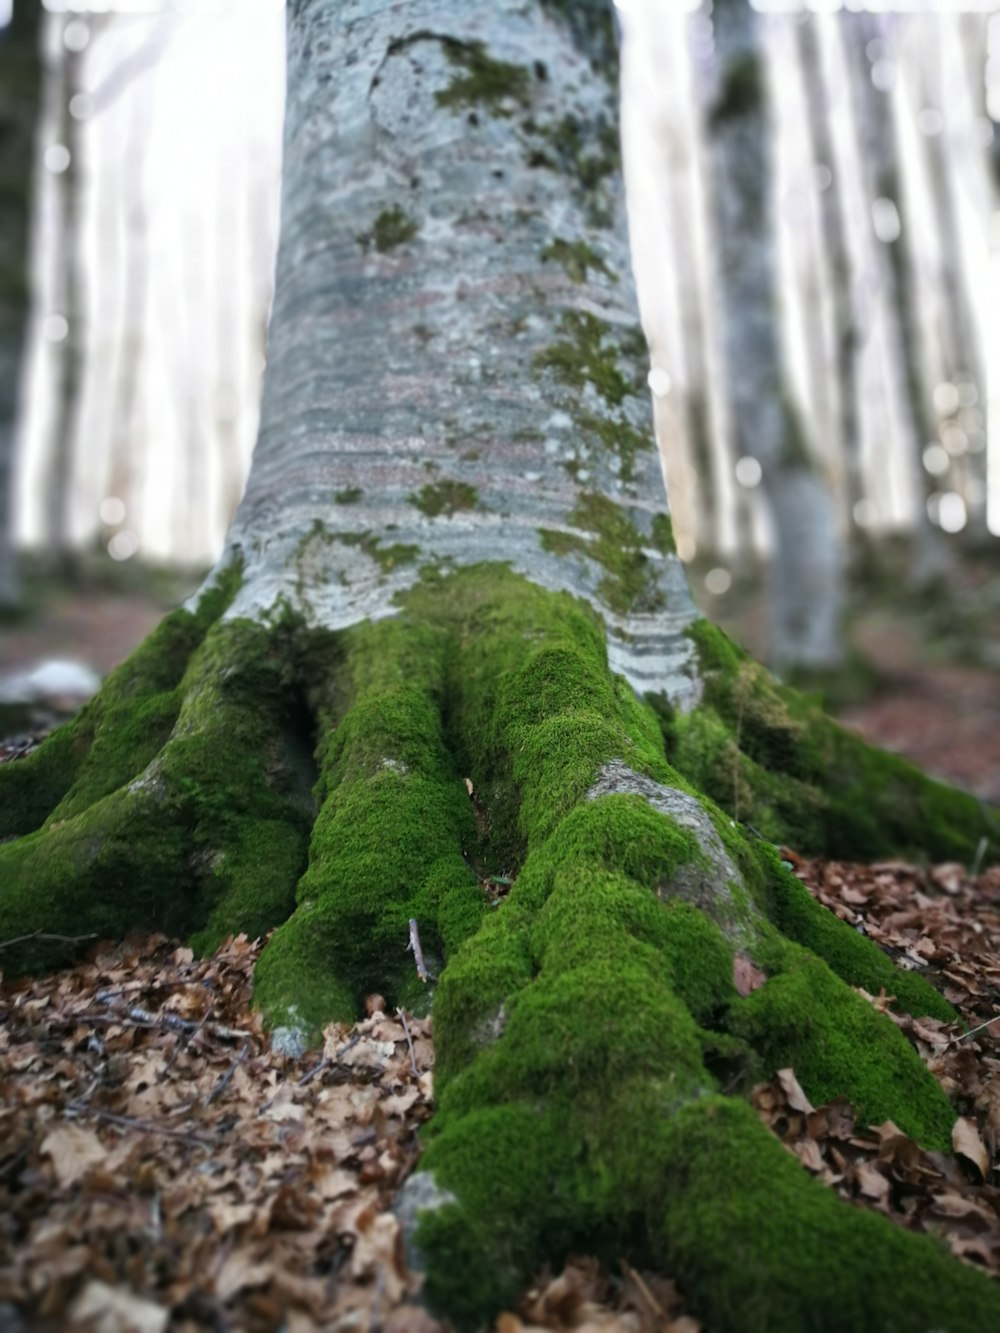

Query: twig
205,1043,249,1106
397,1008,419,1078
0,929,97,952
971,836,990,879
79,1108,216,1149
406,918,436,983
82,1002,250,1041
950,1014,1000,1046
66,1076,102,1112
295,1032,362,1088
165,1001,216,1071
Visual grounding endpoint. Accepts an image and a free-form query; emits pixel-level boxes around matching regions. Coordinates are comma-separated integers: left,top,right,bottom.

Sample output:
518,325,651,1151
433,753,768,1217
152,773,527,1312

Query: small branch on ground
406,918,436,983
397,1008,419,1078
0,929,98,952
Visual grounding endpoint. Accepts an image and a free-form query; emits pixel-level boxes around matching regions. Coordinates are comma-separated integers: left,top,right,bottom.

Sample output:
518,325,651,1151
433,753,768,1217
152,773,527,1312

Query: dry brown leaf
952,1116,990,1180
732,955,768,998
40,1123,107,1187
776,1068,814,1114
69,1280,169,1333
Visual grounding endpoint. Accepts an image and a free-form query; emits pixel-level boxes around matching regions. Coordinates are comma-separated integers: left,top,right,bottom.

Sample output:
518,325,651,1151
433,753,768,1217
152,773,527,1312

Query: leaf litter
2,850,1000,1328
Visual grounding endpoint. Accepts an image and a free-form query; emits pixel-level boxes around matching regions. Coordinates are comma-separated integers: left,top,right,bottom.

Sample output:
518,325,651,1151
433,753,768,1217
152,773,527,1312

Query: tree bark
706,0,845,671
0,3,997,1328
0,3,42,608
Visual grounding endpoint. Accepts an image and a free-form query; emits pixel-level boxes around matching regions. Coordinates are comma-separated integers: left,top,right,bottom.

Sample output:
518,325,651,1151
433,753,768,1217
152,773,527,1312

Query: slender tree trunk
40,14,89,572
0,4,997,1328
839,11,950,580
796,13,864,533
0,4,42,608
707,0,845,671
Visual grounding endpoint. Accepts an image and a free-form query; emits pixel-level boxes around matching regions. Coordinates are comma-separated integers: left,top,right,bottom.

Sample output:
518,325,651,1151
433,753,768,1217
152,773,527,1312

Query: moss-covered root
384,570,989,1328
0,613,314,973
668,619,997,862
251,616,486,1049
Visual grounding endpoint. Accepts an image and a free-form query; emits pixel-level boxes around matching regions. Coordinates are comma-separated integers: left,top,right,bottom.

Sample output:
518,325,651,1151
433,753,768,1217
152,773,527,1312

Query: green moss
651,513,675,555
253,615,486,1037
410,480,479,518
540,237,616,284
334,487,363,505
434,39,532,115
674,618,997,864
0,563,242,840
357,204,418,253
544,492,667,616
534,310,640,407
529,113,620,197
656,1096,1000,1333
574,409,652,484
337,531,420,574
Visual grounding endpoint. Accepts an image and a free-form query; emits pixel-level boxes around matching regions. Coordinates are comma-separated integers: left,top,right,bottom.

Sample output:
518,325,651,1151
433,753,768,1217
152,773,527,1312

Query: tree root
2,564,997,1328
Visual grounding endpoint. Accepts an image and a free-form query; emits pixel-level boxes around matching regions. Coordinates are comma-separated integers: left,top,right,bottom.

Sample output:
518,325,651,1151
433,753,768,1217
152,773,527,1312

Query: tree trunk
706,0,846,671
0,3,42,609
0,2,997,1328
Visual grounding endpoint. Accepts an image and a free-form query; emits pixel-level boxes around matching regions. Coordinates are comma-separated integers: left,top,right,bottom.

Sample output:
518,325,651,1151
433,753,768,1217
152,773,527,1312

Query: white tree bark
706,0,844,670
210,0,699,705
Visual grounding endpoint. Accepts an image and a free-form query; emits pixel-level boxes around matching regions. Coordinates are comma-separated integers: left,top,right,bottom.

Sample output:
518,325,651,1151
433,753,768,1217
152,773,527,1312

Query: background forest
0,0,998,794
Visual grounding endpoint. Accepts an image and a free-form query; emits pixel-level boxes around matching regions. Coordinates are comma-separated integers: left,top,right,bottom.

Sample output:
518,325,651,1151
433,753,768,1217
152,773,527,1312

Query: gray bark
839,12,949,580
210,0,699,704
796,14,863,532
707,0,844,669
0,5,42,608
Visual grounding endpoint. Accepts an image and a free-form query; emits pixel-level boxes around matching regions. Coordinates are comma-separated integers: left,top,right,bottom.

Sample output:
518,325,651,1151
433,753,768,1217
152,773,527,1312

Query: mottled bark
40,14,88,571
839,12,949,580
215,0,697,701
706,0,844,669
0,4,42,608
796,14,863,530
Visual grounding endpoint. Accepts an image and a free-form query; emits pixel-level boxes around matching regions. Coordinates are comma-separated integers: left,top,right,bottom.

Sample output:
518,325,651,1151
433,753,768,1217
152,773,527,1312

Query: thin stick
406,919,436,983
971,836,989,879
295,1032,362,1088
397,1008,419,1078
0,929,97,952
86,1003,250,1041
77,1108,216,1149
205,1043,249,1106
950,1013,1000,1045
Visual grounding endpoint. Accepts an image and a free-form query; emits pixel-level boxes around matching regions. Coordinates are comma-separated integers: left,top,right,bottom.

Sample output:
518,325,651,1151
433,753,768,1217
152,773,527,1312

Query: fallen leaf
952,1116,990,1180
40,1123,106,1187
732,955,768,997
777,1068,814,1114
69,1280,168,1333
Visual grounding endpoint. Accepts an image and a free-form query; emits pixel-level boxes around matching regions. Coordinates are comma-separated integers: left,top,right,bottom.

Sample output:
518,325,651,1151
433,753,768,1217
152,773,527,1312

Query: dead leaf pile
753,1069,1000,1274
0,932,435,1331
5,846,1000,1327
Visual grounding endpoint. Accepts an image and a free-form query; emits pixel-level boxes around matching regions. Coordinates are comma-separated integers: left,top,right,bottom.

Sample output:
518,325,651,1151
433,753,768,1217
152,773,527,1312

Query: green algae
410,480,479,518
357,204,418,253
534,310,640,407
434,39,532,115
540,237,616,284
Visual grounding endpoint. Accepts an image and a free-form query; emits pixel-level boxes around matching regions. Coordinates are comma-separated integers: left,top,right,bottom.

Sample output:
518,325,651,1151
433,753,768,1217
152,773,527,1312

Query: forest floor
2,855,1000,1330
